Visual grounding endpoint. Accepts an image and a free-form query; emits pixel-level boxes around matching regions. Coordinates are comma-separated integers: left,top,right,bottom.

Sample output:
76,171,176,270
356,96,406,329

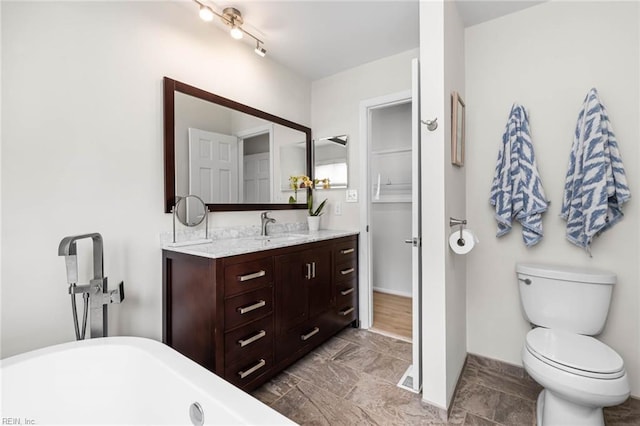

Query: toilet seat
525,328,625,379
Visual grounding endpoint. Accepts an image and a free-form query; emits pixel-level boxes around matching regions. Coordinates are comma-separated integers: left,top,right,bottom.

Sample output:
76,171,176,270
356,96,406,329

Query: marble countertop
162,229,359,259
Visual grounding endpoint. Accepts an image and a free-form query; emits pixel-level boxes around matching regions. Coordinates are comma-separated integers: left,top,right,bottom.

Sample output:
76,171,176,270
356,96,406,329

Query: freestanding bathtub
0,336,294,425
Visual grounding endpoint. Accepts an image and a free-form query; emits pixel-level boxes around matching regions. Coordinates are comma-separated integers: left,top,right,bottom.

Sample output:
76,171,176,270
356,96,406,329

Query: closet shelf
371,147,412,156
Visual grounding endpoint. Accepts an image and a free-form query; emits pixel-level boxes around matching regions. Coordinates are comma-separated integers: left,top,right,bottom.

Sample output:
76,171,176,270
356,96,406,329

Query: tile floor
253,327,640,425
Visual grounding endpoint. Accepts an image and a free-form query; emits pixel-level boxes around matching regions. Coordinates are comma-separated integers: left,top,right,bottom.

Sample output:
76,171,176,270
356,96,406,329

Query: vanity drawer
224,257,273,297
275,315,331,363
335,260,357,284
334,239,357,264
225,354,274,389
225,286,273,330
224,315,274,363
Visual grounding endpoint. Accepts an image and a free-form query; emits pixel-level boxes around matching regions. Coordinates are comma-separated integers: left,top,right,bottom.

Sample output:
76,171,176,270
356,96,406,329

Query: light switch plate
345,189,358,203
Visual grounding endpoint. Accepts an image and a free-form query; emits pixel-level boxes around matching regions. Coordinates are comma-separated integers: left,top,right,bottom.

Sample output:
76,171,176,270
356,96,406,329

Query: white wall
443,0,467,406
419,0,467,410
310,48,419,231
465,1,640,396
1,1,311,358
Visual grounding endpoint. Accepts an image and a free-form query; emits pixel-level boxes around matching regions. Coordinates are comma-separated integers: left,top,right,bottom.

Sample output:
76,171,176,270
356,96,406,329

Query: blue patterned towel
560,88,631,254
490,104,549,246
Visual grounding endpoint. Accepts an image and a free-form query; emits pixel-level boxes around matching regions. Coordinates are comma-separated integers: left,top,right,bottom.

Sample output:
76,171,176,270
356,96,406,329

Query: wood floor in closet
371,290,412,341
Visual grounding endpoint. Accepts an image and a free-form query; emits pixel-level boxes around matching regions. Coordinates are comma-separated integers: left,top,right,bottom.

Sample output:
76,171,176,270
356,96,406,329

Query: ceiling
204,1,546,81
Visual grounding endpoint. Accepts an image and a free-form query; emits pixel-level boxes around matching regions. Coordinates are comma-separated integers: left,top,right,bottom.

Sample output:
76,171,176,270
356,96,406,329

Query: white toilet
516,263,630,426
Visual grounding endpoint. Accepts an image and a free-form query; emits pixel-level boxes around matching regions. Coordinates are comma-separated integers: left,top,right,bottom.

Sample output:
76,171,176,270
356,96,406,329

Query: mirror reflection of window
314,135,348,188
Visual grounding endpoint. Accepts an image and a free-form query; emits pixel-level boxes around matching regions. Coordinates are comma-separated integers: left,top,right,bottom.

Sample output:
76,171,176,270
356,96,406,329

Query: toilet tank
516,263,616,335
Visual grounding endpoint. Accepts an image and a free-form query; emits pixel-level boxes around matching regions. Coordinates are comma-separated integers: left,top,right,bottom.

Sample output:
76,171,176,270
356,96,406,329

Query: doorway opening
359,58,421,393
369,101,413,342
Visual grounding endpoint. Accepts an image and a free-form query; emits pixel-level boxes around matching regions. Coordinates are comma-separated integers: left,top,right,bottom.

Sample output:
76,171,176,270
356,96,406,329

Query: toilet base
536,389,605,426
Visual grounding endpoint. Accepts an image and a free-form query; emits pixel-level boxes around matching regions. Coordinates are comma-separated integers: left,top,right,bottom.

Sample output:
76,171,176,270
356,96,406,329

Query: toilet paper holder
449,217,467,246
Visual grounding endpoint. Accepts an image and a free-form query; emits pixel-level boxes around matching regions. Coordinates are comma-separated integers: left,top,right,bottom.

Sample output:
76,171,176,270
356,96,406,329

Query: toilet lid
526,328,625,379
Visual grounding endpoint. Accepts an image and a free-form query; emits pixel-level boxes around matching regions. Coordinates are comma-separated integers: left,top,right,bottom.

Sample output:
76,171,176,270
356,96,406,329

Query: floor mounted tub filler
0,336,293,425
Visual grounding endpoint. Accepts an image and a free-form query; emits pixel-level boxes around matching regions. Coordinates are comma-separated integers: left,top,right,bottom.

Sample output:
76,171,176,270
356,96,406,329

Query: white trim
358,90,412,331
373,287,412,298
368,327,412,344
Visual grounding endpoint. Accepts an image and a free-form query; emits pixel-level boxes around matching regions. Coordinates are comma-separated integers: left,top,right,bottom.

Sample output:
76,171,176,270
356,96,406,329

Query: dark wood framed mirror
163,77,312,213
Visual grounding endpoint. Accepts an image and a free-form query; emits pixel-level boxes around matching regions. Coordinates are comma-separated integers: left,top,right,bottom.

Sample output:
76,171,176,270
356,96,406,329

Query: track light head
254,41,266,57
230,24,244,40
198,5,214,22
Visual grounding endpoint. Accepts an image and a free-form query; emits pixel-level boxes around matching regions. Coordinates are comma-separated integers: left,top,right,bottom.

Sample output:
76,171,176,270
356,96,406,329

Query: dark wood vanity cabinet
162,235,358,392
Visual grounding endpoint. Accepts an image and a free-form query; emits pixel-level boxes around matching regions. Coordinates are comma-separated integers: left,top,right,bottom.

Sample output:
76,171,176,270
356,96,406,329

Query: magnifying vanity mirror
163,77,312,213
170,195,212,247
313,135,348,189
175,195,207,227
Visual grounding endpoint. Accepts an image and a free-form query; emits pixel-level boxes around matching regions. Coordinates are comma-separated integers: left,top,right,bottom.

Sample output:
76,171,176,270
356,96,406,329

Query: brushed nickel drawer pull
238,359,266,379
305,263,312,280
238,270,266,282
300,327,320,341
340,267,355,275
340,248,355,255
237,300,266,314
238,330,267,347
340,288,355,296
339,307,355,316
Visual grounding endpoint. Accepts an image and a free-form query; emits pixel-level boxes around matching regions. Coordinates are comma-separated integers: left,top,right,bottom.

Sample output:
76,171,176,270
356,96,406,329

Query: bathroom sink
252,234,307,243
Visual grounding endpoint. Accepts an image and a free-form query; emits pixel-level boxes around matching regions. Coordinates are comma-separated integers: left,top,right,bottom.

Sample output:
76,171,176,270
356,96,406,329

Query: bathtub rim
1,336,295,425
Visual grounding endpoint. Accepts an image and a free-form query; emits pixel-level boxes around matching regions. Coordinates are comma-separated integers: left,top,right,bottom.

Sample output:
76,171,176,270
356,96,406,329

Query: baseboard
466,352,527,379
372,287,412,298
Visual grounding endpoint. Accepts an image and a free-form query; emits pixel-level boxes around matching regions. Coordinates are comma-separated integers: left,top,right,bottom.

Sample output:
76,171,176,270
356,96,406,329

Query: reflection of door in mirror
188,128,239,203
241,132,271,203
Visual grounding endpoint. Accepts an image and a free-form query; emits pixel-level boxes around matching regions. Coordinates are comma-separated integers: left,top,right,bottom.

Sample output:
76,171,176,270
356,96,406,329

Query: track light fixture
193,1,266,57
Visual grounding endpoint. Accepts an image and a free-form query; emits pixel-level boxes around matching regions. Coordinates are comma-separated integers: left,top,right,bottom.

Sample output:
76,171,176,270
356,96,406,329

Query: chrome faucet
260,211,276,236
58,233,124,340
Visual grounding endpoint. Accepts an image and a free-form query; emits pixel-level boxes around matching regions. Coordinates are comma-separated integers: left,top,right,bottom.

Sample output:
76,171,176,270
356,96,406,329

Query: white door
243,152,270,203
407,58,422,392
188,128,239,203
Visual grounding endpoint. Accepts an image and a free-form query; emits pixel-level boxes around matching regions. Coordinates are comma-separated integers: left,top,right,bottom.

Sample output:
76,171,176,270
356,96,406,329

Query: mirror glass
164,77,311,212
175,195,207,226
313,135,348,189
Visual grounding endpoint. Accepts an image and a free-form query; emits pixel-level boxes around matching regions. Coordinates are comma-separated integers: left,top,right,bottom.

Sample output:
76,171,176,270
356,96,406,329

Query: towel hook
421,117,438,131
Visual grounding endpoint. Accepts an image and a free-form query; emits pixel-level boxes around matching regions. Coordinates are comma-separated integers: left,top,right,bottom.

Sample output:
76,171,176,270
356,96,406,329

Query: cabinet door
275,251,308,334
307,246,332,318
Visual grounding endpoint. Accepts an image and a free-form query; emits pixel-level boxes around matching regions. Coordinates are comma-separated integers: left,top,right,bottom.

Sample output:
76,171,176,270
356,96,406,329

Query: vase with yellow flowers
288,175,330,231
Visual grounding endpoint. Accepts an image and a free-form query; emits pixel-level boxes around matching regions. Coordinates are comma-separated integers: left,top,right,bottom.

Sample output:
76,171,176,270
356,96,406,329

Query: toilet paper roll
449,229,479,255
